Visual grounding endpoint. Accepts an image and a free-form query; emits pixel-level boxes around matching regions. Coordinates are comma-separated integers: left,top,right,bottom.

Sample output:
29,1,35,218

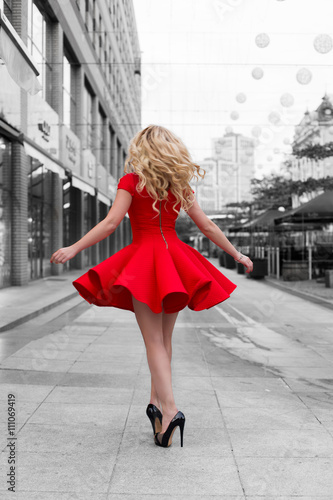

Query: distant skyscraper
193,131,255,211
213,132,255,206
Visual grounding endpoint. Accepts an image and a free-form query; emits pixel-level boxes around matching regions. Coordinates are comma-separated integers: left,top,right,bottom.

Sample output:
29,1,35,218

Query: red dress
72,172,237,314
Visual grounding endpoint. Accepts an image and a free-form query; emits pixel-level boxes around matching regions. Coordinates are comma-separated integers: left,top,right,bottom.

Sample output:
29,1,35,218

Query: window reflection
0,136,12,288
83,80,94,150
27,0,52,101
27,158,52,280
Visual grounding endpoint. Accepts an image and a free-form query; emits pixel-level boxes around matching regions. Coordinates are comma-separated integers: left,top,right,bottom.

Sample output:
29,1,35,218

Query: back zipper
159,200,168,249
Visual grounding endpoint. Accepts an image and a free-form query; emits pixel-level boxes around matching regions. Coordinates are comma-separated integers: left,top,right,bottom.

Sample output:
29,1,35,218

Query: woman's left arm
50,189,132,264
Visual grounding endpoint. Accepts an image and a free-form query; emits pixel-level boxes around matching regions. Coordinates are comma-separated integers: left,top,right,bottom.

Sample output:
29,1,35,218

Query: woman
50,125,253,448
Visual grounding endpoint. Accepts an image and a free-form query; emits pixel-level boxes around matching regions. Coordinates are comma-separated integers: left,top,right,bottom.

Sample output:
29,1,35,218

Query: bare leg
150,305,179,408
132,296,178,433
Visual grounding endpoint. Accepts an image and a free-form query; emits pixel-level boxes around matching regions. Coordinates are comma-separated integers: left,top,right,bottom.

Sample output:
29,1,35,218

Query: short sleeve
117,173,134,196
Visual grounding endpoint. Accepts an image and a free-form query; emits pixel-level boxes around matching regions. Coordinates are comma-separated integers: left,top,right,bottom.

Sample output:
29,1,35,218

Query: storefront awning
0,117,23,143
0,9,42,95
71,176,95,196
274,190,333,225
24,141,66,179
97,191,111,205
230,209,282,232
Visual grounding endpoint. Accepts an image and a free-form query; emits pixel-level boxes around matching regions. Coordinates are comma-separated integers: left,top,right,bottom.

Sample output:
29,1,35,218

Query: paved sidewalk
0,260,332,498
0,259,332,334
0,269,90,332
214,258,333,310
265,275,333,308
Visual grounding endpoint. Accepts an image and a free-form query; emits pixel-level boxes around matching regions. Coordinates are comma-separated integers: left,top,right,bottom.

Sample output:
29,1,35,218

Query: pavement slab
0,261,332,497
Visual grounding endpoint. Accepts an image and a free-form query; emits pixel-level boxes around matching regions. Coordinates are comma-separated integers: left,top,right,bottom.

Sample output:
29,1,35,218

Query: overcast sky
132,0,333,178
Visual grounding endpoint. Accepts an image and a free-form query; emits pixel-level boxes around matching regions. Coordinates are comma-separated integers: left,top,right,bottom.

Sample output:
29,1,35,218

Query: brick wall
11,142,28,285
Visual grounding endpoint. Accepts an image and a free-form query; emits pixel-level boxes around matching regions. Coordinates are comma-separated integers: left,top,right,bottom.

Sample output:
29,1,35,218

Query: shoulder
117,172,138,195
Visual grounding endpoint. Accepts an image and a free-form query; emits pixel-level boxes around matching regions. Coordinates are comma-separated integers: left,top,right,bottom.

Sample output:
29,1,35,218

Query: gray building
193,131,255,211
0,0,141,288
291,94,333,207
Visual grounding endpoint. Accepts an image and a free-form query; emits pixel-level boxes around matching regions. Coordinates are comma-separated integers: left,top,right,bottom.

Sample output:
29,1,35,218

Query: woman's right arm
186,197,253,273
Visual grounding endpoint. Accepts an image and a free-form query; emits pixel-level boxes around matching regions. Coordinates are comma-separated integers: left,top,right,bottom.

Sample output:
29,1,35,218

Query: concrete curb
0,291,78,333
209,257,333,311
263,277,333,311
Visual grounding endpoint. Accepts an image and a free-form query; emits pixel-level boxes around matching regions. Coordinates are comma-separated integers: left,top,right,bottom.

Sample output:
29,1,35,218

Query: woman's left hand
50,245,77,264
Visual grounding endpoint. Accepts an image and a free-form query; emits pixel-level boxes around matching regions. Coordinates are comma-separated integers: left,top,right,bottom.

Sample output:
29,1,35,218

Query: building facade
291,94,333,207
0,0,141,288
193,131,255,212
213,132,255,207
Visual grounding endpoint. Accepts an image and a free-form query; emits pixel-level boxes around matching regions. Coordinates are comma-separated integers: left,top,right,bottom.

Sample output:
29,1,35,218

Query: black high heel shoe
146,403,162,435
154,410,185,447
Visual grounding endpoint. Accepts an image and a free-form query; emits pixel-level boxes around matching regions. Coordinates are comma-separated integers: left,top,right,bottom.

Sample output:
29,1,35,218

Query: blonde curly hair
123,124,206,217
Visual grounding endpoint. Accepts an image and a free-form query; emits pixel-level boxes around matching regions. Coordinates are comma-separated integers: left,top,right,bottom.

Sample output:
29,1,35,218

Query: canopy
274,190,333,225
231,209,282,232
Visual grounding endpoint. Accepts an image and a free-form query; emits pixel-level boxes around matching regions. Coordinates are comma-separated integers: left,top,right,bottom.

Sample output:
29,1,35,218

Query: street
0,261,332,498
1,0,333,497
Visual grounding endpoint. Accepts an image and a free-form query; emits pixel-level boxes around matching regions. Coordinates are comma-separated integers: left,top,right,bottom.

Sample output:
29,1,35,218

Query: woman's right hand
235,253,253,274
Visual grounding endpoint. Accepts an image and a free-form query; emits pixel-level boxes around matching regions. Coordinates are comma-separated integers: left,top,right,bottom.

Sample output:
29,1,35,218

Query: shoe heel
146,404,163,435
154,410,186,448
179,419,185,447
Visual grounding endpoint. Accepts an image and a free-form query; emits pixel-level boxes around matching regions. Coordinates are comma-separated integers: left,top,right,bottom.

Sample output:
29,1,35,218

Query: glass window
0,136,12,288
63,51,77,130
83,192,94,267
27,159,53,280
62,174,72,272
63,54,71,129
27,0,52,102
4,0,13,23
99,201,108,260
96,106,106,165
82,80,94,150
109,126,115,176
85,0,92,31
99,14,102,61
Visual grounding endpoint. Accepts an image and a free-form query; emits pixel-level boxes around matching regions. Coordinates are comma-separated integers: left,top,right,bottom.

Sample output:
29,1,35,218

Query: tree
250,174,293,210
250,173,333,210
293,142,333,161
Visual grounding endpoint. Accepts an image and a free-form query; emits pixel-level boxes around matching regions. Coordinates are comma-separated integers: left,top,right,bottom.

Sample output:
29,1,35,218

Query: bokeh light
313,34,333,54
251,126,262,138
252,67,264,80
236,92,247,103
255,33,270,48
268,111,282,125
296,68,312,85
280,93,294,107
230,111,239,120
